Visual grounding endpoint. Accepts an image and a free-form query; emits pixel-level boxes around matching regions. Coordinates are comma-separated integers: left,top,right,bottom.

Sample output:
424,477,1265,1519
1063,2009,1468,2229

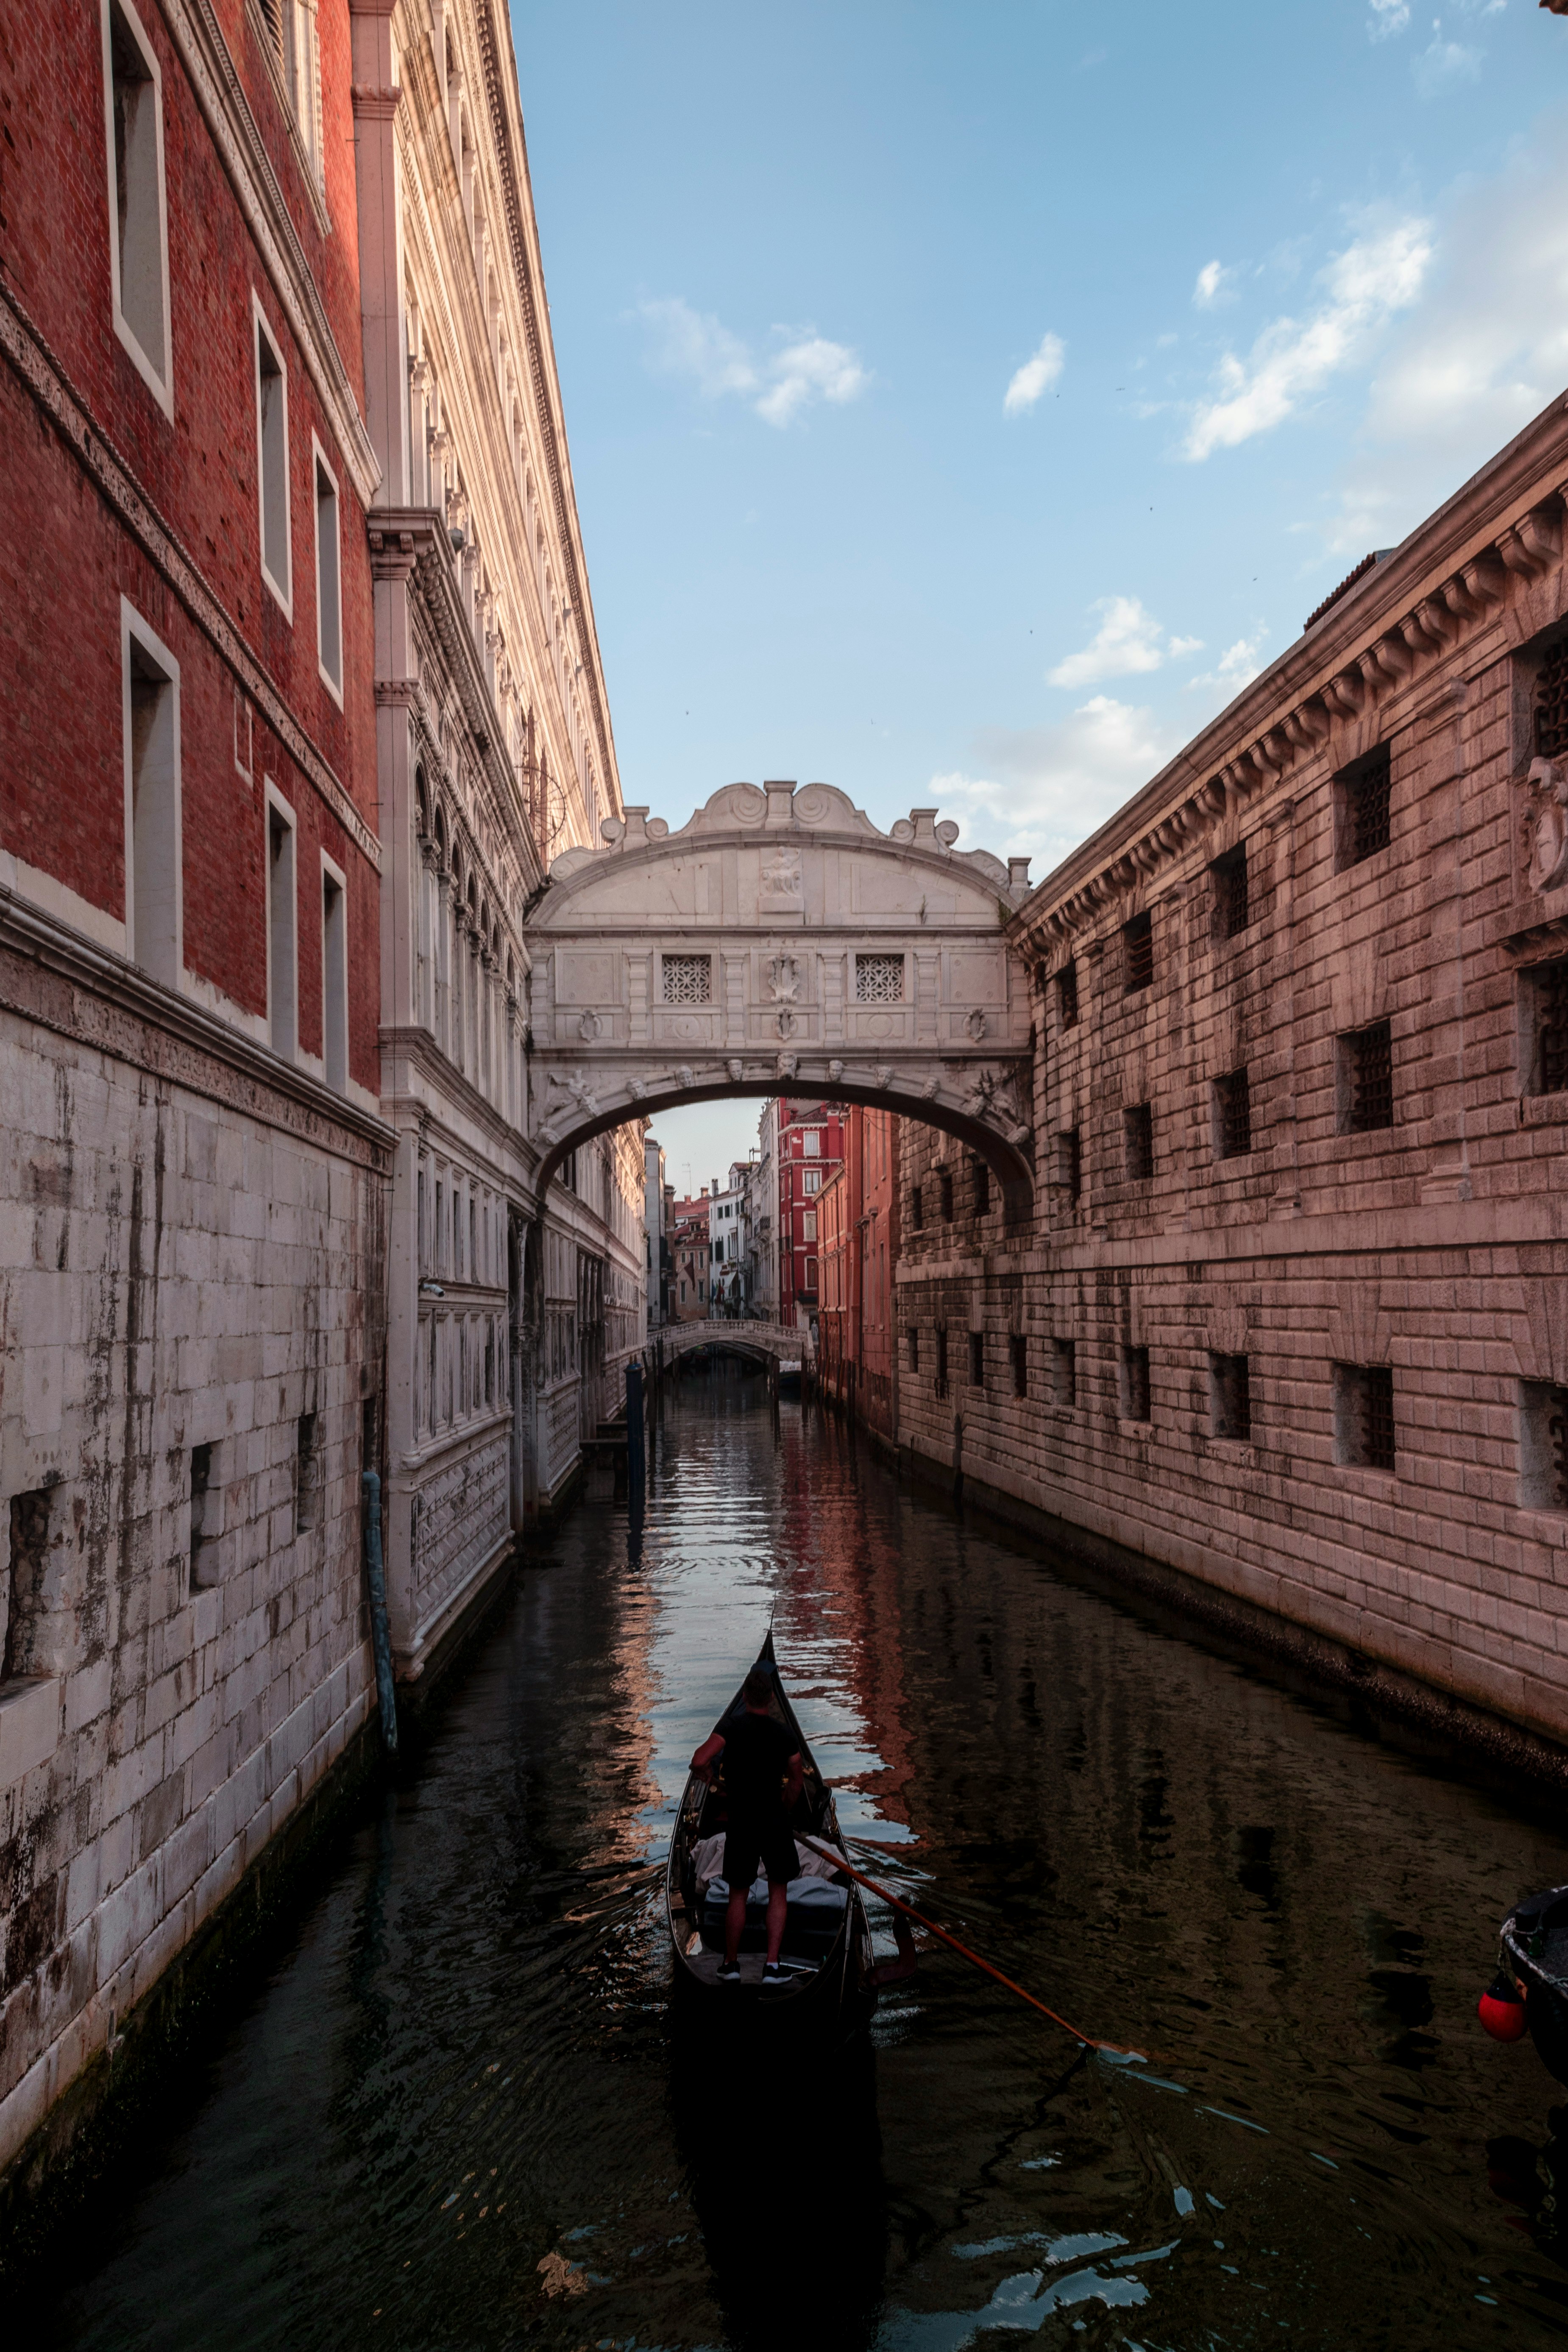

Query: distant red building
775,1100,844,1331
670,1189,712,1318
816,1107,900,1439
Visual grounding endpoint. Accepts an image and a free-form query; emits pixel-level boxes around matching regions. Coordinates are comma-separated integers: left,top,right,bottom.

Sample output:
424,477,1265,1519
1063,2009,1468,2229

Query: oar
798,1834,1149,2062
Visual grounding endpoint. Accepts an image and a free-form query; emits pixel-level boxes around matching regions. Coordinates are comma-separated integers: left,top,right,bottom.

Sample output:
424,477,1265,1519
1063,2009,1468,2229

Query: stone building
0,0,389,2179
896,385,1568,1750
348,0,646,1671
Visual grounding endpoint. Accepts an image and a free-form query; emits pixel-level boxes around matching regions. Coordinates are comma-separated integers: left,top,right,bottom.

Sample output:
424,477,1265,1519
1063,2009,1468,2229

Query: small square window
1124,1102,1153,1182
1338,1021,1393,1133
1520,1380,1568,1511
1214,1068,1252,1159
189,1441,218,1590
1334,1361,1395,1471
663,954,711,1004
802,1168,821,1196
969,1330,985,1389
1336,745,1392,869
1056,961,1079,1029
1212,844,1249,939
1210,1353,1251,1441
855,953,904,1002
295,1410,322,1533
1058,1128,1081,1204
1120,1345,1151,1425
1123,910,1153,994
1052,1338,1077,1410
1010,1333,1028,1399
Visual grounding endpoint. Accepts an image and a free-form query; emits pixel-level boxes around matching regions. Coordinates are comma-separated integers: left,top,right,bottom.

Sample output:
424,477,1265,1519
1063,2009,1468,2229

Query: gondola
665,1631,878,2016
1480,1886,1568,2080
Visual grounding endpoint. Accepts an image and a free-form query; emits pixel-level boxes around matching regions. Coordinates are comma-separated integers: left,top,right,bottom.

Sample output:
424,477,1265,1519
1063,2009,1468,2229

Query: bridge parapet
654,1318,806,1361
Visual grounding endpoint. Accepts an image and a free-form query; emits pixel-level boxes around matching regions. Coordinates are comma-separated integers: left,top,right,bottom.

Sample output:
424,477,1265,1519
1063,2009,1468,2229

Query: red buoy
1479,1970,1529,2043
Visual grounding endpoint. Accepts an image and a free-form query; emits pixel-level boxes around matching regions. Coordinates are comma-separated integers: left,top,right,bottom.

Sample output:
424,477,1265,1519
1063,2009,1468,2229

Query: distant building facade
775,1101,844,1334
816,1107,900,1439
670,1190,711,1319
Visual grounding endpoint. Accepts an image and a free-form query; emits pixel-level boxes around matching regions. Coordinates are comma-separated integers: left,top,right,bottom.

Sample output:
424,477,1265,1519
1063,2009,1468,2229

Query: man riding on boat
691,1666,804,1990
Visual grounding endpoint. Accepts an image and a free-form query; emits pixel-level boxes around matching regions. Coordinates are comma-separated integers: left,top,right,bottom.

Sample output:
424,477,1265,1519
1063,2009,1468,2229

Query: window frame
320,849,348,1092
100,0,173,418
312,433,344,703
252,294,294,619
265,780,300,1061
120,596,182,987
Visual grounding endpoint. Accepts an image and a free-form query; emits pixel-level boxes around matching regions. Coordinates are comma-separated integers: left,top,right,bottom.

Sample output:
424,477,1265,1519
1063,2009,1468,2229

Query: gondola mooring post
626,1359,646,1493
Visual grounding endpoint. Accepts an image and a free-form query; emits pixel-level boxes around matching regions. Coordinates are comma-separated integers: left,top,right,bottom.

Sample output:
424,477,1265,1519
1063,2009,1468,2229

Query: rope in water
797,1834,1150,2061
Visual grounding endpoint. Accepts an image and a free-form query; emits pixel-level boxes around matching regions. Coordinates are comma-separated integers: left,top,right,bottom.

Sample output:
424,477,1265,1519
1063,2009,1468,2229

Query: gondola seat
699,1875,849,1961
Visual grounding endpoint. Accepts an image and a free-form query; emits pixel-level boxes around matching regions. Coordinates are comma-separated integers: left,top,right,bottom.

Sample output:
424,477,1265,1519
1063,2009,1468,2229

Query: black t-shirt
720,1710,797,1817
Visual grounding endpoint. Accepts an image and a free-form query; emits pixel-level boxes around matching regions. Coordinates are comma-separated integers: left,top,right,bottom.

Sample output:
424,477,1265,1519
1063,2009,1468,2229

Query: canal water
25,1371,1568,2349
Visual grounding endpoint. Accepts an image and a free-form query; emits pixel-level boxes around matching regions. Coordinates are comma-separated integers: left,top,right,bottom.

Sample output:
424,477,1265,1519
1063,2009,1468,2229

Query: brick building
0,0,389,2179
774,1100,843,1334
816,1106,900,1439
895,385,1568,1752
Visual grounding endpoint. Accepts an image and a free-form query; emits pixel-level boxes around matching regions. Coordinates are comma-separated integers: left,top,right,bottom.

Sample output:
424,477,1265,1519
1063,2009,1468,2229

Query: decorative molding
170,0,378,499
0,279,382,873
0,881,394,1162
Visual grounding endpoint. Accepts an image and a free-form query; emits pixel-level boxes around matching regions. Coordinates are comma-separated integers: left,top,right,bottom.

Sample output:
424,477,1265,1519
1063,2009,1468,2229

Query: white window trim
119,595,182,983
310,431,344,706
264,778,299,1060
252,293,293,620
100,0,173,419
320,846,348,1092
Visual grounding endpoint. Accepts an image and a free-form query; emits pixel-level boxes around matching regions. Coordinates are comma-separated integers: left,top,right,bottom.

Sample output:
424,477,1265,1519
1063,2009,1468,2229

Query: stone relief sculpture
1527,756,1568,894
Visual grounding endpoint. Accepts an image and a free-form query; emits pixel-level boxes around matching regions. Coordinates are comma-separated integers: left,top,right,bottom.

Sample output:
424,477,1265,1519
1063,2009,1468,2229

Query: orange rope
799,1834,1149,2062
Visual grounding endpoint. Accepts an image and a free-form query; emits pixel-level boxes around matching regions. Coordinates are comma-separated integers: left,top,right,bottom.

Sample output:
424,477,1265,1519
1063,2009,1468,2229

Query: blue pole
362,1470,398,1755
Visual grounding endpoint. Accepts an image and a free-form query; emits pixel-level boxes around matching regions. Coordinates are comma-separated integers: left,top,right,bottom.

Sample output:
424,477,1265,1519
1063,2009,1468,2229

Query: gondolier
691,1666,804,1989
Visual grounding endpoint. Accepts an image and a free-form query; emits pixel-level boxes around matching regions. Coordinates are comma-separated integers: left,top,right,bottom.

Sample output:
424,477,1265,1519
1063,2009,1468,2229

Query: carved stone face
1528,758,1568,895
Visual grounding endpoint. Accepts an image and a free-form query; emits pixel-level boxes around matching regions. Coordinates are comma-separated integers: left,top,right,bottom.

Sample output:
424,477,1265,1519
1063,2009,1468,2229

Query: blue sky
511,0,1568,1177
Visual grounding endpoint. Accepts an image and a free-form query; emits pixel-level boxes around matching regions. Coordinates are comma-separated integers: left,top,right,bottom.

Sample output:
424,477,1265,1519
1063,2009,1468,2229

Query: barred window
972,1158,991,1216
910,1183,924,1230
939,1169,954,1222
1053,1337,1077,1408
1340,1021,1393,1132
1059,1127,1082,1203
1121,1345,1151,1425
1124,1103,1153,1182
1337,745,1392,869
1123,910,1153,994
1526,958,1568,1095
935,1327,949,1400
1214,1068,1252,1159
662,954,711,1005
1212,844,1249,939
1520,1380,1568,1511
907,1326,919,1374
1537,639,1568,762
1210,1352,1251,1441
1336,1361,1395,1472
855,953,904,1003
1056,960,1079,1029
1010,1333,1028,1399
969,1330,985,1389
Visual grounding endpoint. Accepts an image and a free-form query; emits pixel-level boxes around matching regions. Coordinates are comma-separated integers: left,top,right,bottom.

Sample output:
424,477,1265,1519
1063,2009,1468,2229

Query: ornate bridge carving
527,780,1036,1217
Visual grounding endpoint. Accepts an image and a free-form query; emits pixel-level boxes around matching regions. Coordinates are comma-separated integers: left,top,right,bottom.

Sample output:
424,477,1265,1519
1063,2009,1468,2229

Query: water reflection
23,1367,1568,2350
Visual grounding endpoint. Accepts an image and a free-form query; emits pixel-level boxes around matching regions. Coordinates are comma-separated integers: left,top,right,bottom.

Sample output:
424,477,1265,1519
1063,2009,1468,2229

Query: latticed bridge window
1336,1360,1395,1472
662,954,711,1005
1537,638,1568,762
1521,1380,1568,1512
1342,1020,1394,1132
855,953,904,1003
1337,745,1392,868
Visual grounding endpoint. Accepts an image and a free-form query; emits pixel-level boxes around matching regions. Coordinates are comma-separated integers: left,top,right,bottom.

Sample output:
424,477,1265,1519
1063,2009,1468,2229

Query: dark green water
25,1374,1568,2348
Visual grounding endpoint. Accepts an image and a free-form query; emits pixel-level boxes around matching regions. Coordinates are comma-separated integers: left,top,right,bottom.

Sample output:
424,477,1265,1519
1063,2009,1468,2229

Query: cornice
164,0,379,503
1012,394,1568,960
380,1020,529,1162
0,279,381,874
0,883,395,1162
471,0,620,819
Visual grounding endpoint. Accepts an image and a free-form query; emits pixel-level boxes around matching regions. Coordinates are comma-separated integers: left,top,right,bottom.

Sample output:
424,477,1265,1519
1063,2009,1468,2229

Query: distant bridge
653,1318,805,1365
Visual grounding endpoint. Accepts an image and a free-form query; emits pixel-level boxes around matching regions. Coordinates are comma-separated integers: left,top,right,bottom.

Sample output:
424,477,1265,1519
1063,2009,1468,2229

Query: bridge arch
654,1318,804,1366
526,780,1037,1219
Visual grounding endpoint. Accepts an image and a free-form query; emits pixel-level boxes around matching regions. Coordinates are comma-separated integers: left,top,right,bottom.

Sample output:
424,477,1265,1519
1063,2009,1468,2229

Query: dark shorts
723,1814,797,1892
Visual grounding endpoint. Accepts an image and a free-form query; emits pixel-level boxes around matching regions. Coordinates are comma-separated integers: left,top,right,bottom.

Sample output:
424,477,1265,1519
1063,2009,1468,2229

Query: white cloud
1047,595,1200,689
1415,25,1482,94
1368,0,1411,36
1183,217,1432,460
1186,632,1269,694
931,697,1178,874
636,298,867,429
1322,119,1568,555
1003,332,1066,415
1193,260,1233,308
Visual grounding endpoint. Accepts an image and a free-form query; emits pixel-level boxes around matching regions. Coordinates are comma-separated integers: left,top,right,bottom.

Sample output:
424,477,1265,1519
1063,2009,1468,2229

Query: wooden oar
798,1834,1149,2062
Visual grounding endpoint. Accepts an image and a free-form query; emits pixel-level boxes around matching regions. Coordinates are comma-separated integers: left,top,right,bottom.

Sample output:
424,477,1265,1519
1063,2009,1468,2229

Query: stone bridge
526,780,1037,1218
653,1318,805,1364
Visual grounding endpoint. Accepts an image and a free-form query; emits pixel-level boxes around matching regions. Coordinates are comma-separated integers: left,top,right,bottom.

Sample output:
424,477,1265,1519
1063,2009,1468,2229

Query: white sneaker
718,1961,742,1984
761,1963,789,1991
